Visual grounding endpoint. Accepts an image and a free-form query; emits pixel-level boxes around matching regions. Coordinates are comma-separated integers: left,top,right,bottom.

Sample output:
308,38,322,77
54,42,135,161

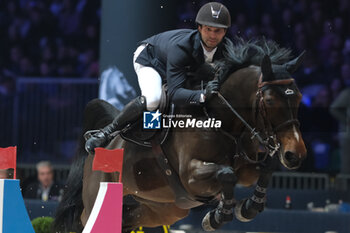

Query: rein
212,73,299,163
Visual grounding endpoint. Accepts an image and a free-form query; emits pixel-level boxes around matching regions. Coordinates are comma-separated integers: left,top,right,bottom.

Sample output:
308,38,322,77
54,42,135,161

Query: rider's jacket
135,29,233,105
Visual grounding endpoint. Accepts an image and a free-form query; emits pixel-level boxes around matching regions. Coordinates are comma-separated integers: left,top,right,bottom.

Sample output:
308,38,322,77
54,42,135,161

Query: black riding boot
84,96,147,153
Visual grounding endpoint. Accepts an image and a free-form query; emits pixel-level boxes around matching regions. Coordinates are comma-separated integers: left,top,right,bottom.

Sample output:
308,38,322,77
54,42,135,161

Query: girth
150,139,213,209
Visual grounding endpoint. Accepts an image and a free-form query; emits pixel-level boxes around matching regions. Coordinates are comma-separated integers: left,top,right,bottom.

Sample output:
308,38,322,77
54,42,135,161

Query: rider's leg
136,66,162,111
85,45,162,152
85,96,148,152
133,44,162,111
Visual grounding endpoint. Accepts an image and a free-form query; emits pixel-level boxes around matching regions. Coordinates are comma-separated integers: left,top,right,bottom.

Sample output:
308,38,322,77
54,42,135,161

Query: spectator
57,0,81,37
0,169,9,179
23,161,63,201
330,78,350,174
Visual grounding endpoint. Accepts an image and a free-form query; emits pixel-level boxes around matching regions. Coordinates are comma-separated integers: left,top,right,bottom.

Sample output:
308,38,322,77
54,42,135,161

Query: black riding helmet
195,2,231,28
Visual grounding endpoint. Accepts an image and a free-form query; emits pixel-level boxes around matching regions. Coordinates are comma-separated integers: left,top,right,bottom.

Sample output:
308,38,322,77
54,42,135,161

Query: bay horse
53,39,307,232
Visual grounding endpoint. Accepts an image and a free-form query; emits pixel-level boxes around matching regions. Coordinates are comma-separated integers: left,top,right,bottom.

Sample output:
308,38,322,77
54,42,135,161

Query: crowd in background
0,0,101,164
0,0,349,173
177,0,350,173
0,0,100,96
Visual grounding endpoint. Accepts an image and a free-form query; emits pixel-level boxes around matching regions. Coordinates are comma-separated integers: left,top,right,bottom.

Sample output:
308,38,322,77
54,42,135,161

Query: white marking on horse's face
293,125,300,142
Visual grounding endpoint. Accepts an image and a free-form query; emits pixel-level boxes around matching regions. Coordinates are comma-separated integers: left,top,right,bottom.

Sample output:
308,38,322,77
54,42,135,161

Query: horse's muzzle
282,150,305,169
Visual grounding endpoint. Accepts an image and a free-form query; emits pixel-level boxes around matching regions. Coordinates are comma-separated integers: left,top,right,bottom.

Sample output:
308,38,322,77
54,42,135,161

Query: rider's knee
145,96,160,111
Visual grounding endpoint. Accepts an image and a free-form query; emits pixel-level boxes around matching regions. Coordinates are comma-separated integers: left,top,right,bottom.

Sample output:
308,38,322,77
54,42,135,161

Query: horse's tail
52,135,86,232
53,99,119,233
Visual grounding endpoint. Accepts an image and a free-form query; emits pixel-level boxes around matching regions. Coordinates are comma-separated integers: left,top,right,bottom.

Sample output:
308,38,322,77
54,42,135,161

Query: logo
163,118,221,128
285,88,295,95
210,4,223,18
143,110,162,129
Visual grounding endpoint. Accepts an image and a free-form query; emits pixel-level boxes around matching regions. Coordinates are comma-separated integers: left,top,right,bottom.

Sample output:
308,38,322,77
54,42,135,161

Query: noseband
213,73,300,163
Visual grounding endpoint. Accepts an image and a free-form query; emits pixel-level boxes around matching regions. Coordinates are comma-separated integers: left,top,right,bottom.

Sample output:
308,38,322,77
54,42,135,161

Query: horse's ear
284,50,306,73
261,55,274,81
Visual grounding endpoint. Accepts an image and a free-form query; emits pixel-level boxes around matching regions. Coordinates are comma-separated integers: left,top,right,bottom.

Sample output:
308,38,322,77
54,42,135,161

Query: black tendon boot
84,96,147,153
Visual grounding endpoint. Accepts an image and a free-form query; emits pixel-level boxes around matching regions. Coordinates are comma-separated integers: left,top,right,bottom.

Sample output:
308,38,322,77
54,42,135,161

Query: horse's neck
213,66,261,130
162,67,262,169
222,66,260,105
222,66,266,161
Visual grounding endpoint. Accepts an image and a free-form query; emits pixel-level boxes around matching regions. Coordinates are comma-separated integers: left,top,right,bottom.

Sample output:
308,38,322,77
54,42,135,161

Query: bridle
257,74,300,132
210,72,300,163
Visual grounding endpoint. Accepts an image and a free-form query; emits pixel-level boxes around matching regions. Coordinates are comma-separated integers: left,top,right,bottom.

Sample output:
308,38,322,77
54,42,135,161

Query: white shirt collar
200,41,217,63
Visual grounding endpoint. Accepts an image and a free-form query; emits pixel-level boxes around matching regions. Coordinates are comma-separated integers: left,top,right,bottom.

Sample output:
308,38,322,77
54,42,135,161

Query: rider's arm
166,47,203,106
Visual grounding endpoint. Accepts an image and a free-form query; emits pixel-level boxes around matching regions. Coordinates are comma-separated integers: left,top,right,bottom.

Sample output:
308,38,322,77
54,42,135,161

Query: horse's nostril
285,151,297,163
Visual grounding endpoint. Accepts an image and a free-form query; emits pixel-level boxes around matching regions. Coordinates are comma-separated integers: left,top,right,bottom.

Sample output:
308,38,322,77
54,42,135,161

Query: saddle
120,86,207,209
120,85,173,147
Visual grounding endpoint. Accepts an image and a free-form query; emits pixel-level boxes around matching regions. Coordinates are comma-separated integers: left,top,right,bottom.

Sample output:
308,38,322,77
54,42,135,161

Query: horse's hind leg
235,156,276,222
122,197,189,231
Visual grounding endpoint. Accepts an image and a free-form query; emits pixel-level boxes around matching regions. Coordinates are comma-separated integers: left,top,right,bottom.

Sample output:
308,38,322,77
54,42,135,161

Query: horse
53,39,307,233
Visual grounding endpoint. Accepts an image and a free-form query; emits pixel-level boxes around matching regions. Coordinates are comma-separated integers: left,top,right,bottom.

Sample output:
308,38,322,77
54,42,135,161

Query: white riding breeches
133,44,162,111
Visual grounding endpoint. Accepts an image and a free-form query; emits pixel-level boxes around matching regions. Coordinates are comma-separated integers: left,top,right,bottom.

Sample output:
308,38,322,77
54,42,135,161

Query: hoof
201,210,220,232
234,198,253,222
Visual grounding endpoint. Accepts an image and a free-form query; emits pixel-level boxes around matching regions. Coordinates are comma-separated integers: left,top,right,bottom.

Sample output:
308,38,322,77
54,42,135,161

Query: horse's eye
265,98,274,106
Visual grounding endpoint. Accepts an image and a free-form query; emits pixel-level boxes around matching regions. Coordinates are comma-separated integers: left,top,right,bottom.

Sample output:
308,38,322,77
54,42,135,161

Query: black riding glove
204,80,219,102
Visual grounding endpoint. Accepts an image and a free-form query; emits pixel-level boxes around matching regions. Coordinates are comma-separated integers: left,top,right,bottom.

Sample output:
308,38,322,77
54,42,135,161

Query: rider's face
198,25,226,51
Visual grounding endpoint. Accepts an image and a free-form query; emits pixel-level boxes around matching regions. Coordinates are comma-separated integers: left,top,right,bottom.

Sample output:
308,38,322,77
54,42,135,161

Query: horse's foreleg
202,166,237,231
186,159,237,231
235,157,275,222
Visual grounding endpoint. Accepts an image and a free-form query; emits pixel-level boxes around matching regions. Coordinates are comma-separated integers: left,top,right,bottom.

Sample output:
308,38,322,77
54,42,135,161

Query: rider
85,2,233,153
